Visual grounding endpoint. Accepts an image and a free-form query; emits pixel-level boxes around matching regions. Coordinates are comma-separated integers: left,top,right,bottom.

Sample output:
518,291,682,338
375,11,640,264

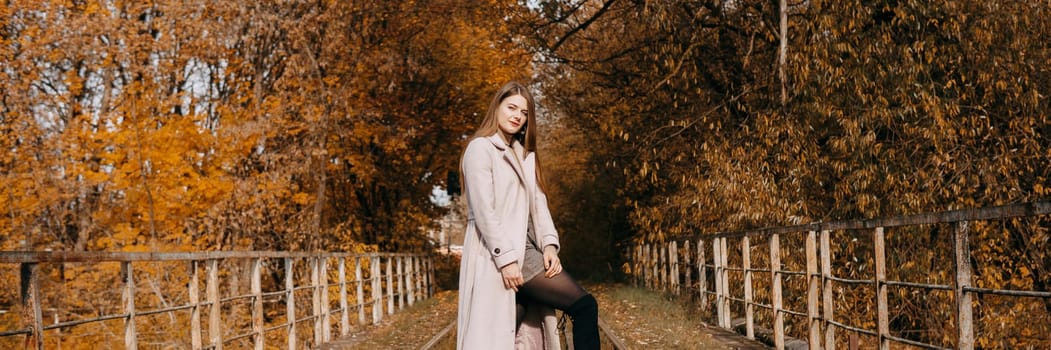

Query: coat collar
484,133,528,185
484,133,510,150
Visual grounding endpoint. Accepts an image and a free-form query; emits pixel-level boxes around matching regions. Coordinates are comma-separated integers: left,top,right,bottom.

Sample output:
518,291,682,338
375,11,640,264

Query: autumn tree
0,0,533,253
1,0,534,346
527,0,1049,346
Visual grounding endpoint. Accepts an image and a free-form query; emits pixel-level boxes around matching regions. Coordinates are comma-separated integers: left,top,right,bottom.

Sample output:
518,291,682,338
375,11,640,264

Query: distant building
430,195,466,254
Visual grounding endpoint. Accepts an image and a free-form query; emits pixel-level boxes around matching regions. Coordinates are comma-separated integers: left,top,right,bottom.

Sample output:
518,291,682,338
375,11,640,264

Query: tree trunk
779,0,788,107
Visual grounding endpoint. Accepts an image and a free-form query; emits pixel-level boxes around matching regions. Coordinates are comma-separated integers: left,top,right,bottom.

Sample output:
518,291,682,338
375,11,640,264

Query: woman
456,81,599,350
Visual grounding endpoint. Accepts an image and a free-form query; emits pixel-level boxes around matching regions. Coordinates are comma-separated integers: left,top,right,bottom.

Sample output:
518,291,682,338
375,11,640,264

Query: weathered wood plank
721,237,731,329
339,257,349,336
806,230,820,350
321,258,331,343
714,238,725,328
371,257,382,324
874,227,888,350
286,258,297,350
743,236,754,340
821,230,834,350
670,241,679,295
955,222,975,350
252,258,264,350
122,262,137,350
699,239,708,311
684,240,692,300
208,259,222,350
312,258,322,345
356,257,365,326
190,261,202,350
20,263,44,350
667,200,1051,242
397,257,405,310
770,234,783,350
386,258,394,315
0,251,426,264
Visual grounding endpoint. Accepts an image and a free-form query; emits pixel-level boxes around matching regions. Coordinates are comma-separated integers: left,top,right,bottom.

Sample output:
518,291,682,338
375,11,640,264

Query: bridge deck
320,284,771,350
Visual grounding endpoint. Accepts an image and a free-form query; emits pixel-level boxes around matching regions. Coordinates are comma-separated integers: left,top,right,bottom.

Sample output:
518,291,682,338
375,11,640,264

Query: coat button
494,248,501,254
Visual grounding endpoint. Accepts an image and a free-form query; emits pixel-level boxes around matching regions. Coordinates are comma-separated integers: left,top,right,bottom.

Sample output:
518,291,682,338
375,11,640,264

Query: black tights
515,271,600,350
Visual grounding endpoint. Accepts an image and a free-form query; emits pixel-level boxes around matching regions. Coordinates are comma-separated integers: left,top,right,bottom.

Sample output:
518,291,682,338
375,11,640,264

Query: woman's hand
501,262,524,291
543,245,562,278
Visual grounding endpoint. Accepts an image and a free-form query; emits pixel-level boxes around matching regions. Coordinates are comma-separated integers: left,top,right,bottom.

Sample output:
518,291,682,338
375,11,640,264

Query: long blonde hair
462,81,548,191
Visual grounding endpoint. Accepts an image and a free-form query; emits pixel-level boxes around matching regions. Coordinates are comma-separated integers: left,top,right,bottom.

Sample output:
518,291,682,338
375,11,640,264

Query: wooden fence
0,251,435,350
632,200,1051,350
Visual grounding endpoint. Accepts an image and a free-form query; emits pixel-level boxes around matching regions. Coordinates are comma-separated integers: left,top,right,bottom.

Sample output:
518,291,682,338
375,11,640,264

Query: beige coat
457,134,561,350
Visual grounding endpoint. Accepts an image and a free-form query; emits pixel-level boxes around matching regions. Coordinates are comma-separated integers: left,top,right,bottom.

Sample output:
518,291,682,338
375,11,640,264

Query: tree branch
546,0,619,54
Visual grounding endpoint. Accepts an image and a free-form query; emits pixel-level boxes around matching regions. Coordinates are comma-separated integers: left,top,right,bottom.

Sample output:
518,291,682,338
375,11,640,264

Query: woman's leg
518,271,599,350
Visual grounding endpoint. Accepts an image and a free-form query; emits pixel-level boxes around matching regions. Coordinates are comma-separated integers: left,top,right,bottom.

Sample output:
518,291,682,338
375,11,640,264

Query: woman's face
496,94,529,137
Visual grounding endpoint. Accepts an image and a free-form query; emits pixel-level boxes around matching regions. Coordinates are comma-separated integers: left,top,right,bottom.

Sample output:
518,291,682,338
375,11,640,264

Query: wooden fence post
386,258,394,315
647,242,655,287
397,257,405,310
770,233,784,350
407,257,416,306
422,256,428,299
19,263,44,350
639,245,645,288
743,236,754,339
355,257,365,326
374,256,383,323
821,230,834,350
954,221,975,350
633,245,640,287
339,257,349,336
311,257,322,345
416,256,423,300
653,244,660,291
721,237,730,328
642,244,648,289
670,241,679,295
713,237,725,328
699,239,708,311
207,259,222,350
413,256,419,301
807,230,820,350
684,241,692,299
657,243,663,291
251,258,264,350
659,243,667,291
641,244,648,288
286,258,297,350
422,255,430,298
5,251,471,349
322,258,331,342
121,261,137,350
874,227,888,350
417,257,424,299
189,261,202,350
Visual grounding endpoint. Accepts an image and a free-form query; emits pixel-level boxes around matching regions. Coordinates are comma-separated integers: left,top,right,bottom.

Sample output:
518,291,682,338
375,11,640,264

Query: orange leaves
292,192,313,206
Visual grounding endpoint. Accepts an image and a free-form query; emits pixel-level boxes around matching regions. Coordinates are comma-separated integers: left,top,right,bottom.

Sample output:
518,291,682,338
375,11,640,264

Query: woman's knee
567,294,598,317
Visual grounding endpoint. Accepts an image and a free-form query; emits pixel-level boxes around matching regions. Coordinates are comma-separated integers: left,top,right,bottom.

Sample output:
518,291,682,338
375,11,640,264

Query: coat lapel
486,134,527,186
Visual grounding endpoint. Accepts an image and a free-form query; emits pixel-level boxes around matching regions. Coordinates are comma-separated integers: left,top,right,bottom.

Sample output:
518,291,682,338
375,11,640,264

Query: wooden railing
0,251,435,349
632,200,1051,350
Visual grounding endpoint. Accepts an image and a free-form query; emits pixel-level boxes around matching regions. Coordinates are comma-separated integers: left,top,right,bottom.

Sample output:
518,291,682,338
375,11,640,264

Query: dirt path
319,290,458,350
590,283,769,349
321,283,770,349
